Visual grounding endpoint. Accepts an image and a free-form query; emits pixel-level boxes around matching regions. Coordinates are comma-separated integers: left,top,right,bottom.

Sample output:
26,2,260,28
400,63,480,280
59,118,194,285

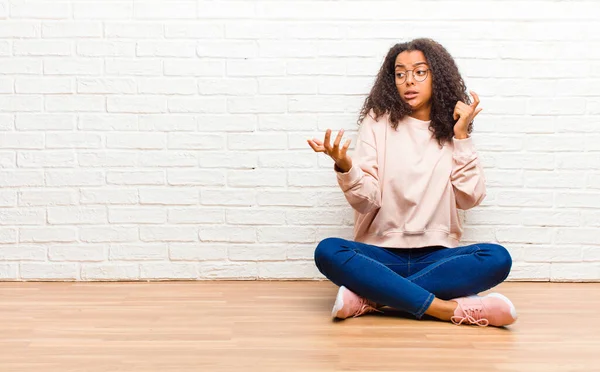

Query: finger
470,91,480,108
323,129,332,151
453,106,460,120
341,139,351,156
473,108,483,118
333,129,344,151
312,138,324,146
307,139,325,153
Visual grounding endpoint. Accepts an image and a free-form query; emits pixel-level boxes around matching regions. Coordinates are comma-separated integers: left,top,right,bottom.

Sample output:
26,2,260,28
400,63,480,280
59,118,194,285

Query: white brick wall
1,0,599,281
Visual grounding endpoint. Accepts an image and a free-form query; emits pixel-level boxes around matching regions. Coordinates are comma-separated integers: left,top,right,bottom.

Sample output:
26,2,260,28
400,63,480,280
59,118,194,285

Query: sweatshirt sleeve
335,119,381,214
450,136,487,210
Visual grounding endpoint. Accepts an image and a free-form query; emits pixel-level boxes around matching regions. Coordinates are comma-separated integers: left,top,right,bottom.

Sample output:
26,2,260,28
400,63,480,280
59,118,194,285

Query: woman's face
395,50,433,117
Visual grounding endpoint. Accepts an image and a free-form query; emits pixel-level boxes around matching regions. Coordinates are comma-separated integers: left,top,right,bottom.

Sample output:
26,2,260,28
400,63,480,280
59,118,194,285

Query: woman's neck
409,104,432,121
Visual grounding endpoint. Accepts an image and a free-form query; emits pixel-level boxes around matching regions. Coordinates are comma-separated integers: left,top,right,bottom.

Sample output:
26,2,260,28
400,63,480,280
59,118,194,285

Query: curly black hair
358,38,472,145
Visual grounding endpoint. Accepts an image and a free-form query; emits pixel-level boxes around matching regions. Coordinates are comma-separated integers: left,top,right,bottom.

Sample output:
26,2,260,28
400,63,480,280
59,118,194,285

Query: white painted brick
228,244,287,261
134,1,196,20
198,78,257,96
109,207,166,224
49,245,105,261
42,21,102,38
140,262,197,279
0,190,17,207
258,152,316,168
198,1,255,18
484,170,523,187
556,192,600,209
259,41,316,58
77,78,136,94
81,264,139,280
78,151,138,168
44,59,103,76
225,21,285,39
0,171,44,187
77,41,135,58
138,78,196,95
0,114,13,131
45,170,104,187
0,77,12,92
73,2,132,20
0,21,39,37
201,189,255,206
583,247,600,261
286,244,315,260
139,114,195,132
197,114,256,132
79,226,137,243
288,95,361,113
259,78,318,95
198,41,258,58
18,151,76,168
228,170,286,187
167,170,225,186
19,189,77,207
0,245,46,260
556,228,600,245
110,243,167,261
13,40,71,56
288,170,338,187
168,133,224,150
0,133,43,149
258,227,315,243
47,206,107,225
140,226,198,242
0,208,45,225
507,262,550,281
226,208,285,225
15,78,72,94
460,227,496,242
78,114,137,131
107,96,167,114
107,171,165,185
0,58,41,74
0,96,42,112
287,59,345,76
227,60,285,77
170,243,227,261
228,133,287,150
525,135,583,152
10,1,70,19
105,22,163,39
138,151,197,167
136,41,196,58
105,59,162,76
165,22,223,38
256,191,313,207
286,209,349,226
227,96,286,114
168,97,227,113
106,132,166,149
20,263,79,280
525,171,586,189
16,114,75,130
20,227,77,243
522,246,583,263
0,151,15,168
139,188,197,205
496,227,553,244
199,151,257,169
167,208,225,224
258,261,321,279
80,188,138,205
0,228,17,244
45,96,105,112
496,191,554,208
259,114,316,131
46,132,102,149
0,264,18,279
551,263,600,282
199,226,256,243
198,261,258,280
164,60,224,77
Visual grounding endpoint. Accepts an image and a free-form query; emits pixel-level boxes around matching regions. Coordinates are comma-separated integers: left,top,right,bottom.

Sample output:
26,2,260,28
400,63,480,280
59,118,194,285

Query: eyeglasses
395,68,430,84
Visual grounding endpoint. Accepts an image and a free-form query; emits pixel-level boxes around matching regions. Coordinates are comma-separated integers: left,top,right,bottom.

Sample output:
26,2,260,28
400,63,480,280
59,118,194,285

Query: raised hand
307,129,352,173
453,91,483,139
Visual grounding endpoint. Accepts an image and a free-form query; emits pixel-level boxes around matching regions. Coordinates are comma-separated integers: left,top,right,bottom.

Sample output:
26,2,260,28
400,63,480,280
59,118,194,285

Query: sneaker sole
331,286,347,319
487,292,518,322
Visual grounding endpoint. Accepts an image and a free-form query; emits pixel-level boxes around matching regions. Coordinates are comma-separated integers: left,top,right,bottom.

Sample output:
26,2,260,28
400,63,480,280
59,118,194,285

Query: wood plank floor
1,281,599,372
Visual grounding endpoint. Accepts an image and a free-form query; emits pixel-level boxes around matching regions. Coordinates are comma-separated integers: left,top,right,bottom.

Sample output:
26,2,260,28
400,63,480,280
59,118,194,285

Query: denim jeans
314,238,512,318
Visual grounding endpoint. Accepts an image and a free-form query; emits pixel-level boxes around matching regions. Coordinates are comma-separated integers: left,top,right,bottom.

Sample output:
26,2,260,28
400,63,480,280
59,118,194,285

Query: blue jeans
314,238,512,319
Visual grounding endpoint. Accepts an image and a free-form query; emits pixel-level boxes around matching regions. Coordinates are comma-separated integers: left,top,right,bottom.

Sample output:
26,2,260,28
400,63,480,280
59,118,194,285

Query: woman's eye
416,70,427,76
396,73,405,78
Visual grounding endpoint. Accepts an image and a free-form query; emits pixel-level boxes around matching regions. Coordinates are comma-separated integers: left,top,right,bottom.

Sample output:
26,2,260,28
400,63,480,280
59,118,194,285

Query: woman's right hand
307,129,353,173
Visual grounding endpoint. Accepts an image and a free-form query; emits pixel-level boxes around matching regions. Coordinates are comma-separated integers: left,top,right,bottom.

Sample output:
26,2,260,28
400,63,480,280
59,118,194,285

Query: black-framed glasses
395,68,430,84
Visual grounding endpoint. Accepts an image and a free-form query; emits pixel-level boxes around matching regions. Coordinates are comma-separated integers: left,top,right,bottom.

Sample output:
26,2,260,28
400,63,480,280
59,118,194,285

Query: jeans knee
484,243,512,280
314,237,345,268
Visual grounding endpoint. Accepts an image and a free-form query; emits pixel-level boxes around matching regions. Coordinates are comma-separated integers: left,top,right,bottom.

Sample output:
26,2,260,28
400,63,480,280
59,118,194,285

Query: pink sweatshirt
336,112,486,249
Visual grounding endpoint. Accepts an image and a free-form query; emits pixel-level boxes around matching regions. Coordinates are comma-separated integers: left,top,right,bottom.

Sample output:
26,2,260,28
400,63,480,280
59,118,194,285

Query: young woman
307,38,516,327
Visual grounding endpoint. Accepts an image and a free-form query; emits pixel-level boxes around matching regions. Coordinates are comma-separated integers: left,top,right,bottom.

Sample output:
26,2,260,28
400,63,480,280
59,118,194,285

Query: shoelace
353,300,383,318
451,306,489,327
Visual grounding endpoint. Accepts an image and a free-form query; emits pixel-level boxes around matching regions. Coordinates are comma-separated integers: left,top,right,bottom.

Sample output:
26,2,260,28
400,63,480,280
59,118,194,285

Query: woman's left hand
453,91,482,139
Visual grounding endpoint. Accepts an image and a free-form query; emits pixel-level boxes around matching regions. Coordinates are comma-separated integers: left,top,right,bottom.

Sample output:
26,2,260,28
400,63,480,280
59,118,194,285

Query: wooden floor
1,281,599,372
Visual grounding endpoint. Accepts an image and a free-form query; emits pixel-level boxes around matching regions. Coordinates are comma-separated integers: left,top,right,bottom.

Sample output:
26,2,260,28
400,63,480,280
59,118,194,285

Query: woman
307,38,516,327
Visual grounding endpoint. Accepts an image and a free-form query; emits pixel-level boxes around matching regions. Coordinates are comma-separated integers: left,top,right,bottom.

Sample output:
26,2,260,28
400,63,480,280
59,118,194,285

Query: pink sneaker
331,286,382,319
451,293,518,327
